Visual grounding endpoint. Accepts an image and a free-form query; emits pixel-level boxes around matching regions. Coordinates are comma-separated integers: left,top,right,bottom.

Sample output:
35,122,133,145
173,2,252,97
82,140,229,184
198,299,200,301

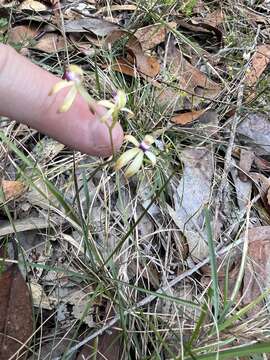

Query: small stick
214,84,244,240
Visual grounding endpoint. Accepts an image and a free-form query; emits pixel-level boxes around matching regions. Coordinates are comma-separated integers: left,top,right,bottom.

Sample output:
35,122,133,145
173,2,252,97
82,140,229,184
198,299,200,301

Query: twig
56,238,245,359
214,84,244,239
213,25,261,240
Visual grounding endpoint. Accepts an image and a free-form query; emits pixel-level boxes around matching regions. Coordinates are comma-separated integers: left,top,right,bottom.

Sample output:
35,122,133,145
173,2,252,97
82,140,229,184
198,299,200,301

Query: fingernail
88,119,123,157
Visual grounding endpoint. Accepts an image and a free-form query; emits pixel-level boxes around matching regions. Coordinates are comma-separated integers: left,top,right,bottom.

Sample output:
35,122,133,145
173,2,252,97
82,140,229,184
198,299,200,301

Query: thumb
0,44,123,156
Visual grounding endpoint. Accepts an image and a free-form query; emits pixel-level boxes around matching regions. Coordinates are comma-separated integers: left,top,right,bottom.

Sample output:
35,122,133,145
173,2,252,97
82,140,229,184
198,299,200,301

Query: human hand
0,44,123,156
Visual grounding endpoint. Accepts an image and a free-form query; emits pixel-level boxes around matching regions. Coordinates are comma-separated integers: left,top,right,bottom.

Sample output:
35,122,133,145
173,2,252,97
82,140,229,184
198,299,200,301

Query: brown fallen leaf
242,227,270,310
77,305,122,360
0,264,33,359
77,327,122,360
168,147,214,261
34,32,65,53
249,173,270,214
8,25,37,44
158,40,221,109
64,17,120,37
236,112,270,156
134,22,177,51
244,45,270,87
1,179,25,201
136,52,160,78
105,30,160,78
242,7,270,25
167,40,220,92
254,156,270,172
191,0,206,14
201,248,241,301
202,9,224,28
8,25,65,53
176,16,223,48
108,57,137,77
18,0,48,11
171,109,206,125
238,149,255,182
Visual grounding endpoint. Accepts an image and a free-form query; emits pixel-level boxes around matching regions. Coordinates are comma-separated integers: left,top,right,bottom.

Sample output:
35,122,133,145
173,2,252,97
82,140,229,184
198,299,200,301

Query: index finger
0,44,123,156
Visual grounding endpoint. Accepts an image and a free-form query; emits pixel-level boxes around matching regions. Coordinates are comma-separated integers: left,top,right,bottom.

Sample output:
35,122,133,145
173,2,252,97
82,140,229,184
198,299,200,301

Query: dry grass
1,0,270,359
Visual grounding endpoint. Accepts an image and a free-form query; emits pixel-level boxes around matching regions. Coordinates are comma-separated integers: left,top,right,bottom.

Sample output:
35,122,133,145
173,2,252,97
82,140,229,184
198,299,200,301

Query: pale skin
0,44,124,156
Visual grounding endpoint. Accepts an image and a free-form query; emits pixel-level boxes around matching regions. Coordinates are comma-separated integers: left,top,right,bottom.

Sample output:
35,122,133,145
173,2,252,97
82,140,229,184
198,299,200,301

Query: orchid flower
98,90,133,124
115,134,156,177
49,64,93,113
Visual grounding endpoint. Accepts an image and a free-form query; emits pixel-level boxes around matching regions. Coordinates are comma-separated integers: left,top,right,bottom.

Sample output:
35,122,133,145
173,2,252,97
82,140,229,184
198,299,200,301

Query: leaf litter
0,263,33,359
1,0,270,358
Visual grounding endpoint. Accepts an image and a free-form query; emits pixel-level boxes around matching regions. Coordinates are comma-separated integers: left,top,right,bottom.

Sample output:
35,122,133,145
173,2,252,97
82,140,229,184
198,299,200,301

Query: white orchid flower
98,90,133,123
115,134,156,177
49,64,92,113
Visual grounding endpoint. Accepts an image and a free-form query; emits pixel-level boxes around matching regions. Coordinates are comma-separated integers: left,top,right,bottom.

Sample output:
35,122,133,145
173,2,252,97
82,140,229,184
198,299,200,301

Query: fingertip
87,118,124,157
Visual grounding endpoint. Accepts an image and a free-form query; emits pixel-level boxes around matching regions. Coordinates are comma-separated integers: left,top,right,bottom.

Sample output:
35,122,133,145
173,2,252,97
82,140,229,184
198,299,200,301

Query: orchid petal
59,86,77,112
69,64,83,76
145,151,156,166
122,108,134,117
98,100,115,109
124,135,140,147
114,148,140,171
64,65,83,83
143,135,155,146
49,80,72,96
115,90,127,108
125,151,144,178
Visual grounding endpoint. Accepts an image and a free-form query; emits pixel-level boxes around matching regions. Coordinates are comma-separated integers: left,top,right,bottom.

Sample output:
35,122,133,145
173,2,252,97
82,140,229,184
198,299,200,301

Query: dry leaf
18,0,48,11
77,306,122,360
174,51,220,92
105,30,160,78
192,0,206,14
242,7,270,25
8,25,65,53
8,25,37,44
238,149,255,182
168,148,214,261
177,18,223,48
35,33,65,53
64,17,120,37
161,41,221,109
29,281,54,310
242,227,270,309
244,45,270,87
30,136,65,165
202,9,224,28
0,264,33,359
237,112,270,156
1,179,25,201
231,159,252,211
171,109,206,125
201,247,241,301
249,173,270,214
95,4,137,15
134,22,177,51
109,57,137,77
77,327,122,360
136,52,160,78
254,156,270,171
0,217,51,236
